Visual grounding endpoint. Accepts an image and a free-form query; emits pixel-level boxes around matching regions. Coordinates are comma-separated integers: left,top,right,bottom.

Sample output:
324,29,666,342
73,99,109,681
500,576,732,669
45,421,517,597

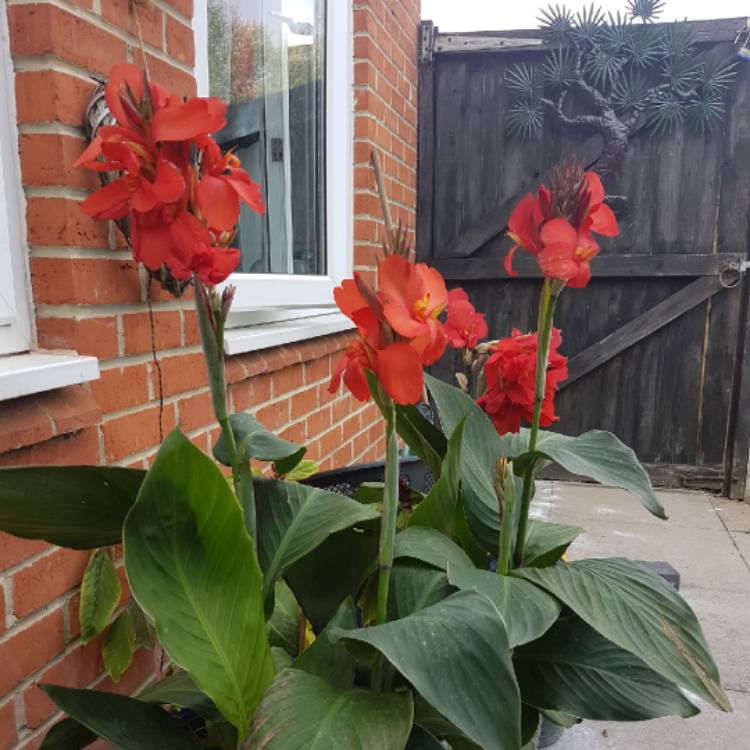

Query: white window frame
0,3,32,356
193,0,354,352
0,1,99,401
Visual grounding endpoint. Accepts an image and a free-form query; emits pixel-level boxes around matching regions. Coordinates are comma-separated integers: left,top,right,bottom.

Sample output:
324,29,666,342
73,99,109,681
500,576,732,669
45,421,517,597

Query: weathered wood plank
538,463,724,492
417,20,436,261
434,35,544,54
432,254,744,280
562,276,727,388
429,17,748,56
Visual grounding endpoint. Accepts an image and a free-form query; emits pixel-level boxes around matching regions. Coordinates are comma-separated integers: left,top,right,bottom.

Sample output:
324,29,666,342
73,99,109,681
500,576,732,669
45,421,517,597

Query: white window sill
0,352,100,401
224,311,354,356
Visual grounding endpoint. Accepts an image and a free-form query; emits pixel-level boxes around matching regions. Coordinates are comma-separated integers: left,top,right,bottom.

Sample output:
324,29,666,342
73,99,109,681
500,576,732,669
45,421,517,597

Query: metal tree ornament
505,0,739,175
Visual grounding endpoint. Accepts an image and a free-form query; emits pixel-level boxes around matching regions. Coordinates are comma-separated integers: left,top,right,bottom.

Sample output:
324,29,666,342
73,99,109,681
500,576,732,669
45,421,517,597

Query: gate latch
719,259,750,288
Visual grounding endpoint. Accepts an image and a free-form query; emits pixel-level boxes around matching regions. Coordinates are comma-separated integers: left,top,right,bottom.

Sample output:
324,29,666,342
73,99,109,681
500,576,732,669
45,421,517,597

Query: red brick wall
0,0,420,747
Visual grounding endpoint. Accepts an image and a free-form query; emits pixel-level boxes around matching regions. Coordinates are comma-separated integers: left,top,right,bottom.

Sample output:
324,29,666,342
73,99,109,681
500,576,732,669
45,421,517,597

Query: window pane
207,0,325,275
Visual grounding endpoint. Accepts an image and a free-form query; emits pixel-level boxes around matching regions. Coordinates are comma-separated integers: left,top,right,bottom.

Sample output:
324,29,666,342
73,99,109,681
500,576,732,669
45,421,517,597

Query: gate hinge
420,21,436,64
719,259,750,288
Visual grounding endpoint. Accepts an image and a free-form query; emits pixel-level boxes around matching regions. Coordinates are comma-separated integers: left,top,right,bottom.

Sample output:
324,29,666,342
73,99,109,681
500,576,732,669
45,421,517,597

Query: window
194,0,353,327
0,5,32,356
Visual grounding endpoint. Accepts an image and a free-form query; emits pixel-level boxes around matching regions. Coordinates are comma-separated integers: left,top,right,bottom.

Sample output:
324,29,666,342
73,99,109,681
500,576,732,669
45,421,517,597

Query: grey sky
422,1,750,31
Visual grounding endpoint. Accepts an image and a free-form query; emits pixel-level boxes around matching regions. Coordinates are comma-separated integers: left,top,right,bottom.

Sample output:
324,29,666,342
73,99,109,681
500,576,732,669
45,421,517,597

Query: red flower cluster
75,64,264,284
444,289,488,349
330,255,481,405
478,328,568,435
504,169,618,288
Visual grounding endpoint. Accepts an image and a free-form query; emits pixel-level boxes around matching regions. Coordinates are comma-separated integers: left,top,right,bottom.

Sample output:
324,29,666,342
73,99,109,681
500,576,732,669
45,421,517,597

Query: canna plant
0,65,731,750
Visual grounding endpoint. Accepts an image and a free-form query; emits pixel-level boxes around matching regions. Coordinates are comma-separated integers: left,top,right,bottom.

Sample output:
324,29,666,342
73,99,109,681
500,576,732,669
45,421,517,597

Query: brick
177,390,214,433
96,647,155,696
19,134,97,190
90,364,150,413
0,397,54,455
23,639,103,728
102,404,175,462
15,71,96,127
182,309,200,346
131,49,196,98
231,374,272,413
162,0,193,18
166,16,194,66
30,258,142,305
256,400,290,432
272,364,304,396
0,699,16,750
159,352,209,398
0,608,65,694
11,548,89,619
122,311,181,355
39,386,101,437
37,316,119,359
305,406,331,440
0,428,100,468
290,386,318,421
9,4,127,77
26,197,109,249
101,0,163,49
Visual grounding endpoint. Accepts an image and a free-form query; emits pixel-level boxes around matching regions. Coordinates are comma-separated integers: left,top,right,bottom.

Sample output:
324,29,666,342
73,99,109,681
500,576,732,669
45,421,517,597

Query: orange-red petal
376,343,424,405
504,245,520,277
104,64,145,128
151,98,228,142
196,175,240,230
80,178,132,220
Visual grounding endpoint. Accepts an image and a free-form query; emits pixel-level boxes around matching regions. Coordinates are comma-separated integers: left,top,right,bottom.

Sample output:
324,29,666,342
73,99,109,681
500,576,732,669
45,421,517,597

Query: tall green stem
513,280,559,568
372,401,399,691
193,277,256,542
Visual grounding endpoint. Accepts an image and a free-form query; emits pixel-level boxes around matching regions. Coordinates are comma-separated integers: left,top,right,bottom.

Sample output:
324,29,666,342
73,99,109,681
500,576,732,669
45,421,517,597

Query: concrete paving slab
541,481,724,531
712,498,750,533
560,520,750,593
676,586,750,693
540,483,748,749
553,690,750,750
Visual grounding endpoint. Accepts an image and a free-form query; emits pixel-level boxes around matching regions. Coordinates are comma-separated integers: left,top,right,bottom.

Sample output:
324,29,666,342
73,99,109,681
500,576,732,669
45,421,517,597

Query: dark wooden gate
417,18,750,497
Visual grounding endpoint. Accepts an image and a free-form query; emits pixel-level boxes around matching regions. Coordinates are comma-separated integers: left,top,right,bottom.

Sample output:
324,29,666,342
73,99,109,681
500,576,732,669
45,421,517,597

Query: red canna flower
195,138,265,231
444,289,488,349
329,285,424,406
76,63,265,287
379,255,449,365
504,163,619,288
477,328,568,435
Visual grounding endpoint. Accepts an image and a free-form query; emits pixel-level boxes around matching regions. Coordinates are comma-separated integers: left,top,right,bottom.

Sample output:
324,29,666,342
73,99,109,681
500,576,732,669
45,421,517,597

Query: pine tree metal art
505,1,738,174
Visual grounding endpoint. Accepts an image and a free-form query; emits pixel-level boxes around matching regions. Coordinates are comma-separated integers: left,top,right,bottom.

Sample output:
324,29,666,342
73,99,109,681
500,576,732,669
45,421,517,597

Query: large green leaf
40,686,201,749
139,671,222,722
267,580,301,655
406,725,445,749
395,404,447,479
124,430,274,736
285,519,380,631
79,549,121,644
389,561,454,620
0,466,144,548
500,429,667,520
102,610,135,682
516,558,730,711
214,413,305,475
246,669,413,749
424,374,503,552
255,478,380,598
514,615,699,720
523,519,582,568
447,564,560,647
294,598,357,689
408,419,465,536
392,526,474,572
40,718,97,750
334,591,521,750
